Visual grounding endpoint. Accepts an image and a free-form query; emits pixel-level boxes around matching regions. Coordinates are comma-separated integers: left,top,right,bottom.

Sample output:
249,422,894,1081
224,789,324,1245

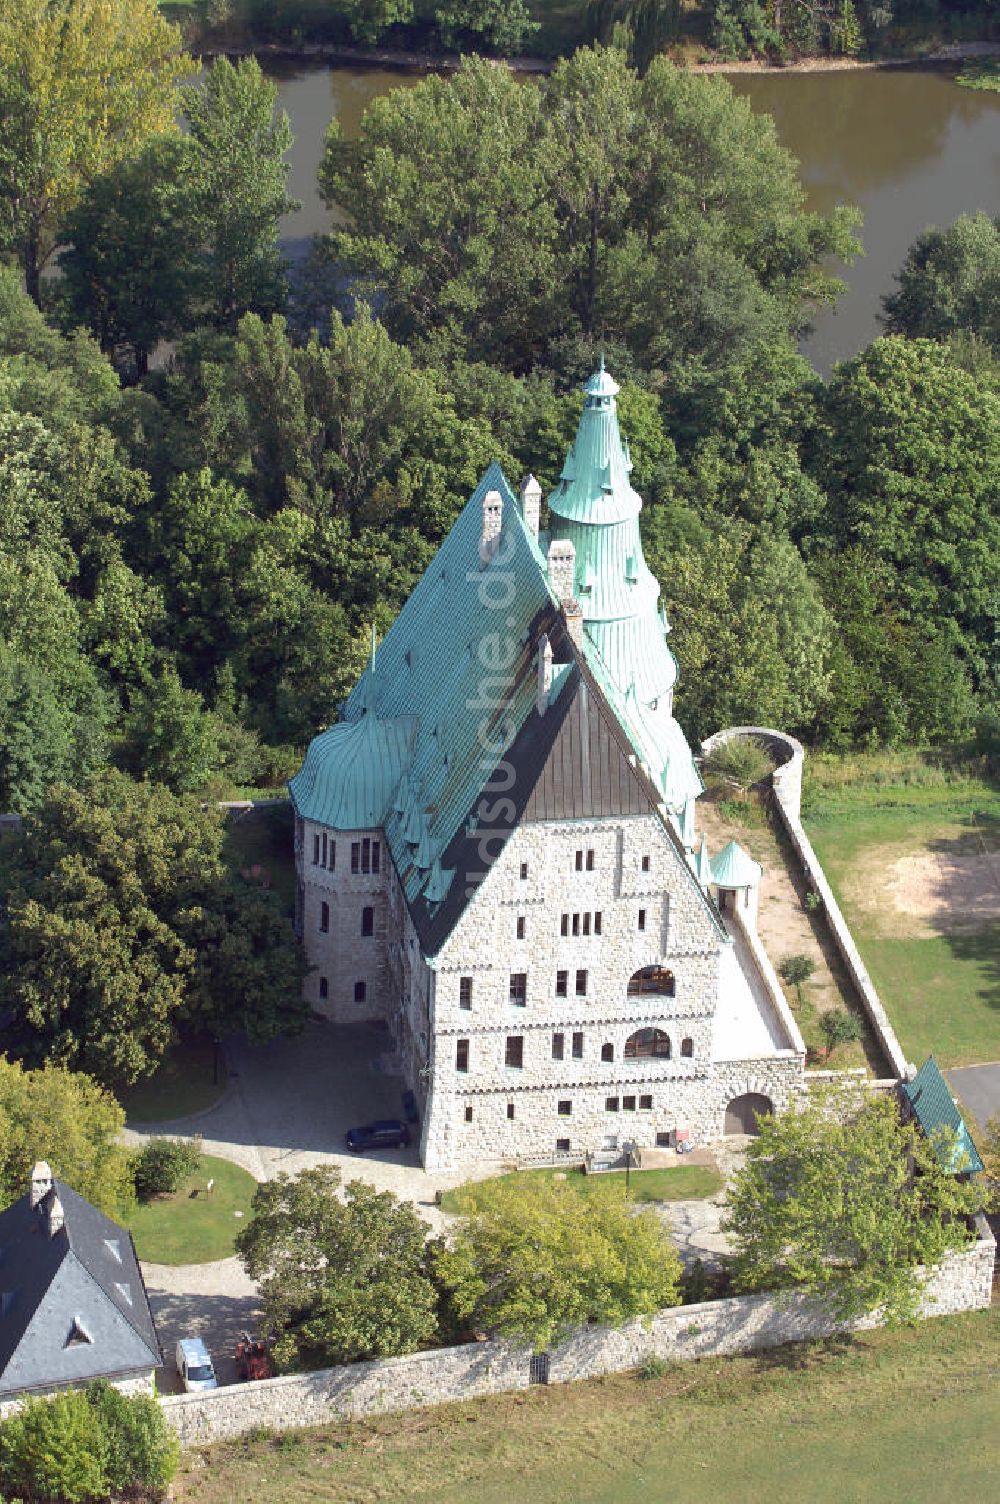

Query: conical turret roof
710,840,762,889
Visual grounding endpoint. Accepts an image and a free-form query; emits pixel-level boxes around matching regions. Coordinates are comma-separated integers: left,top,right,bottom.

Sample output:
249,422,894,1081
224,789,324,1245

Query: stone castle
289,365,805,1170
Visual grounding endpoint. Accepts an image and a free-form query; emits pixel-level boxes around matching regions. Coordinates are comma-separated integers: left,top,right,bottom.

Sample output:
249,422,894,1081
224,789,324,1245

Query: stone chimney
546,538,576,604
46,1193,65,1238
30,1161,52,1208
519,474,541,541
564,599,584,651
536,634,553,716
480,489,502,567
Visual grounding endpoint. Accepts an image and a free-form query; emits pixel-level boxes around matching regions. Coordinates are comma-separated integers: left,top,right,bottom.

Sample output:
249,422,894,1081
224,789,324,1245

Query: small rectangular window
641,854,651,873
572,913,580,937
560,914,569,937
464,1105,473,1122
313,833,320,864
354,980,366,1002
456,1039,469,1073
507,1102,515,1120
623,1096,636,1111
640,1094,653,1110
606,1097,619,1112
319,976,328,1000
572,1032,583,1059
516,916,526,940
656,1131,671,1147
319,901,329,934
505,1036,524,1069
509,972,527,1006
575,969,588,997
582,913,590,936
361,906,374,936
361,838,371,874
558,1100,572,1116
351,842,360,874
459,976,473,1010
601,1042,614,1062
575,849,583,871
556,970,568,997
520,862,528,880
552,1032,564,1061
371,840,380,874
328,839,336,871
594,911,602,935
586,849,595,871
556,1137,571,1152
638,908,647,932
322,832,328,867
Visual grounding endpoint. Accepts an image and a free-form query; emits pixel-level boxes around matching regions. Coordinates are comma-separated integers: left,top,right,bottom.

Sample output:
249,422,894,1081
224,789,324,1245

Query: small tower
710,840,763,931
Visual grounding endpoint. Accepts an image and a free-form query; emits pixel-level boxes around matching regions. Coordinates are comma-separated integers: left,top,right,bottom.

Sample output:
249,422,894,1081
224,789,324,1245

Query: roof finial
370,623,378,672
598,351,605,373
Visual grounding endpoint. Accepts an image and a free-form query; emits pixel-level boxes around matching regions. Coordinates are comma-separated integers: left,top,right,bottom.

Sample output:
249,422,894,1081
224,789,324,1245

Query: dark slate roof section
0,1180,159,1397
903,1056,985,1175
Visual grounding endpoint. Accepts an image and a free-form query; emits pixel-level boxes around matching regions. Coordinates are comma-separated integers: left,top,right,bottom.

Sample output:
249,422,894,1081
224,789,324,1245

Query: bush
820,1009,862,1060
0,1390,107,1504
779,954,816,988
86,1380,179,1498
703,736,774,793
133,1136,202,1198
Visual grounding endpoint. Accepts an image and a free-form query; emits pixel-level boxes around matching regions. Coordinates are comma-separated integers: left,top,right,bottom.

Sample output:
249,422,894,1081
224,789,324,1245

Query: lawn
803,753,1000,1068
126,1153,257,1265
439,1162,722,1214
175,1303,1000,1503
120,1038,226,1125
224,802,297,919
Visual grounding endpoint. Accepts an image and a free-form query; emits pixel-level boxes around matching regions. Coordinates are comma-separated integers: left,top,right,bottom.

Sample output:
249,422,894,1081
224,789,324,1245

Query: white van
175,1337,218,1392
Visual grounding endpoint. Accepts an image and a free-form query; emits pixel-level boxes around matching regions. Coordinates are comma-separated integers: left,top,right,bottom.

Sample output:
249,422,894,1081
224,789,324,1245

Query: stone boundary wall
160,1218,994,1448
700,727,910,1081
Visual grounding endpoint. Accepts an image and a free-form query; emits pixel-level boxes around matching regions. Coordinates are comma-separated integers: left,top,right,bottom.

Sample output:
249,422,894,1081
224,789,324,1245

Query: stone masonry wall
701,727,910,1081
160,1218,994,1448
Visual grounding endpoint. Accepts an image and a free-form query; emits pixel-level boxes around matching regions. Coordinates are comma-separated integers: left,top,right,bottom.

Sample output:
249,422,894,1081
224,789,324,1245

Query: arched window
627,966,675,997
681,1037,693,1058
624,1028,671,1060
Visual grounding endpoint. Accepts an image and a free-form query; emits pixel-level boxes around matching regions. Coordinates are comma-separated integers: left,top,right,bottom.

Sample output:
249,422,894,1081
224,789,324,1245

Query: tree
433,1176,682,1351
435,0,538,54
85,1381,180,1501
883,213,1000,354
341,0,415,43
819,1008,862,1059
0,0,194,302
182,58,299,330
724,1085,983,1323
0,1056,133,1216
236,1166,439,1372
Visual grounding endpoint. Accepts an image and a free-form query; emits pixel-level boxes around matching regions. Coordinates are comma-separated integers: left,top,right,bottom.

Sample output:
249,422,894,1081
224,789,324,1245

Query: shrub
133,1136,202,1198
0,1390,107,1504
819,1009,862,1060
680,1256,711,1305
703,736,774,793
638,1355,670,1380
779,954,816,989
86,1380,179,1497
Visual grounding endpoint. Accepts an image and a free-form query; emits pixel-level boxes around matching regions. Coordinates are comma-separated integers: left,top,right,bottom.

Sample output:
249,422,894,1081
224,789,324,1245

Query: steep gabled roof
0,1180,159,1397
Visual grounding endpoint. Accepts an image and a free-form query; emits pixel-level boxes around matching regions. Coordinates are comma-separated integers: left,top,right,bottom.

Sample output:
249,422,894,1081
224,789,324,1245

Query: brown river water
264,60,1000,374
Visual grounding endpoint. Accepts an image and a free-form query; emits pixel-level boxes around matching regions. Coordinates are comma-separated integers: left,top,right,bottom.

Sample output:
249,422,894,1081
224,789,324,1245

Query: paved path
946,1064,1000,1134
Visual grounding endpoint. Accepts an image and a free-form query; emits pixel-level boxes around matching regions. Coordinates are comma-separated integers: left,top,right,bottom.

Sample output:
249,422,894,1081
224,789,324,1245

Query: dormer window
114,1282,133,1306
104,1239,122,1264
65,1317,92,1347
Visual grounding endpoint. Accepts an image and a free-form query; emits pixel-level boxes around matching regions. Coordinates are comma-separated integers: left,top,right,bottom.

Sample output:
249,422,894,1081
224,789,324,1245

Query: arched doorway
724,1093,773,1135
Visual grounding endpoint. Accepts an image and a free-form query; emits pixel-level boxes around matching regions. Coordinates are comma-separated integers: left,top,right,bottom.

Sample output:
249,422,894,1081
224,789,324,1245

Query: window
572,1032,584,1059
627,966,675,997
656,1131,671,1147
351,842,360,874
351,840,378,875
558,1100,572,1116
464,1105,473,1123
605,1097,619,1112
640,1094,653,1110
641,854,651,872
459,976,473,1010
328,840,336,871
586,849,595,871
572,913,580,937
520,862,528,880
560,914,569,937
319,977,328,1000
556,970,568,998
516,916,526,940
321,832,328,867
623,1096,636,1111
575,849,583,871
624,1028,671,1059
582,913,590,937
505,1036,524,1069
313,833,320,864
456,1038,469,1073
354,981,366,1002
319,901,329,933
552,1032,565,1061
575,969,588,996
371,840,380,874
594,911,602,935
361,906,374,936
601,1042,614,1062
638,908,647,932
509,972,527,1006
507,1102,515,1120
681,1037,694,1058
556,1138,571,1153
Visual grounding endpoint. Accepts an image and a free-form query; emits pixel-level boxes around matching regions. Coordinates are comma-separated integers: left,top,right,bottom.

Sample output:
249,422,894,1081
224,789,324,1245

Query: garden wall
160,1217,994,1447
700,726,910,1081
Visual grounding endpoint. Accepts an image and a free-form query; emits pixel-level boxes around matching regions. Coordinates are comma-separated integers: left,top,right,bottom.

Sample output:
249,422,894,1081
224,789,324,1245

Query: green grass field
120,1038,226,1124
175,1303,1000,1503
126,1153,257,1264
439,1162,722,1214
803,754,1000,1068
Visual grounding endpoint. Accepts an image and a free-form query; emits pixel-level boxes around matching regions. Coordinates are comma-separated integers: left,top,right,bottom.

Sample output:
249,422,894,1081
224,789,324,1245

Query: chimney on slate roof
519,474,541,541
536,634,553,717
546,538,576,604
480,489,503,567
564,600,584,651
46,1194,65,1238
30,1161,53,1208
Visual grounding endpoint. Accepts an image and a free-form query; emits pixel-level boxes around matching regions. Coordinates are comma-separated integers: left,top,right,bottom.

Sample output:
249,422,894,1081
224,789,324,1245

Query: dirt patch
887,847,1000,937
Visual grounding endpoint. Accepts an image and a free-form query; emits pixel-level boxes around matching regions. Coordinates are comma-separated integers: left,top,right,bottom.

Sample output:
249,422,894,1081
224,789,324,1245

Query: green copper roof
547,365,701,817
903,1057,984,1175
288,674,415,830
710,840,762,889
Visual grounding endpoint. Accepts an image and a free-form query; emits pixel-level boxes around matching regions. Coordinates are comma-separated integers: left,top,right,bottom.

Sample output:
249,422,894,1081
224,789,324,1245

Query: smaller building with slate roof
0,1163,160,1408
902,1057,985,1176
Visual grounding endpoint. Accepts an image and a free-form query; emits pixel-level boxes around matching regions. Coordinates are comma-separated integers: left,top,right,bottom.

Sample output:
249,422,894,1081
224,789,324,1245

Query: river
265,60,1000,374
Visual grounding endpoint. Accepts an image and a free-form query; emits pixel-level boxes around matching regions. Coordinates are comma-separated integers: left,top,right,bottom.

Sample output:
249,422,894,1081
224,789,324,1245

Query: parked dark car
344,1120,411,1152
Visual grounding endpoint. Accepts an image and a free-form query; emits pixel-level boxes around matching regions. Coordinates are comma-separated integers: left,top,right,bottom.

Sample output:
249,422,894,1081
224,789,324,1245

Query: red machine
234,1333,273,1382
